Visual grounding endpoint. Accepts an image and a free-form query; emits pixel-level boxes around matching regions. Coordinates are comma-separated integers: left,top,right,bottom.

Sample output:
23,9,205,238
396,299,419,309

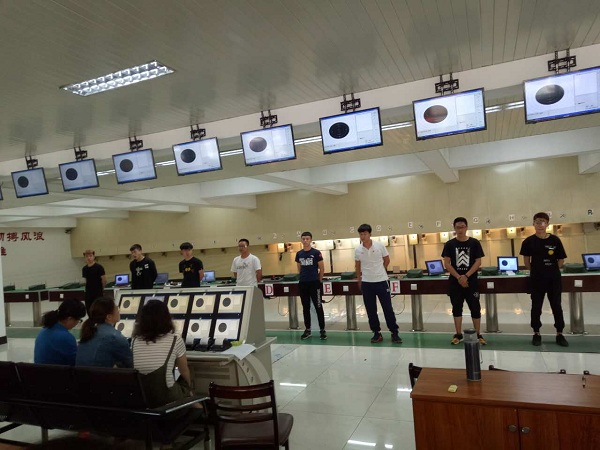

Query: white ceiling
1,0,600,227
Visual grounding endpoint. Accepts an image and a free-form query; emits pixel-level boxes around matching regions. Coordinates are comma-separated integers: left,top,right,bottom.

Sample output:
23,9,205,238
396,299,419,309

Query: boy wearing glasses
520,212,568,347
231,238,262,287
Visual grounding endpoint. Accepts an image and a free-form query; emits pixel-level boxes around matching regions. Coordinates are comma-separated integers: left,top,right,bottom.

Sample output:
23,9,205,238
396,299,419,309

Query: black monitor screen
155,273,169,285
498,257,518,272
11,168,49,198
241,124,296,166
582,253,600,270
112,148,157,184
202,270,216,283
59,159,99,192
320,107,383,154
0,185,3,201
524,66,600,123
413,88,486,140
425,260,445,276
172,138,222,175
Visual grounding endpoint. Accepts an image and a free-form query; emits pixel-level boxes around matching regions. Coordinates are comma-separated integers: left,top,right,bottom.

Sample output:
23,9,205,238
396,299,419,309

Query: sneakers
300,329,311,340
478,334,487,345
370,332,383,343
320,330,327,340
556,334,569,347
451,334,463,345
532,334,542,346
391,333,403,344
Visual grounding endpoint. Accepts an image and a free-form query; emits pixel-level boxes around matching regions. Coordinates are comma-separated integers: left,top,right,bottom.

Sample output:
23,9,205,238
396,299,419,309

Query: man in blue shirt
295,232,327,340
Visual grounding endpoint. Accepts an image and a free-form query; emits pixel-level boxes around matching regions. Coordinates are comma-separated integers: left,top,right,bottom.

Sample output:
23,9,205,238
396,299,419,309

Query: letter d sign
264,284,274,297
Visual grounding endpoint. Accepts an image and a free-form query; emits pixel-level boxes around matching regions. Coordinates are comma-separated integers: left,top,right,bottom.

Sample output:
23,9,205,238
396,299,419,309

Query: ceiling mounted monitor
240,124,296,166
320,107,383,154
59,159,99,192
413,88,487,140
172,138,222,175
112,148,157,184
11,168,49,198
524,66,600,123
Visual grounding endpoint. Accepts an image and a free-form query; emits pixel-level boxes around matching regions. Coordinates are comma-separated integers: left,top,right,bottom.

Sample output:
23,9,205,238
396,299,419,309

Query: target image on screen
172,138,222,175
213,318,241,341
582,253,600,270
185,318,212,344
241,124,296,166
167,294,191,314
497,257,518,272
112,148,157,184
413,88,486,140
119,295,141,314
425,260,445,276
524,66,600,123
11,168,49,198
59,159,99,192
115,274,129,286
320,107,383,154
115,319,136,339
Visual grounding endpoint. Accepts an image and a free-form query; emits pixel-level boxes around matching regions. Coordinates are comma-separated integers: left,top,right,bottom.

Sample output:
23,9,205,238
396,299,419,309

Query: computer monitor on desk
115,274,129,286
582,253,600,271
498,257,519,273
425,260,445,276
154,272,169,285
202,270,216,283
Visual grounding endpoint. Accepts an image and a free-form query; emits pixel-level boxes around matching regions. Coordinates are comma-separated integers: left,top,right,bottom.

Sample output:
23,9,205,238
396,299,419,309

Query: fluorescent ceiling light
505,100,524,110
61,60,174,96
381,121,412,131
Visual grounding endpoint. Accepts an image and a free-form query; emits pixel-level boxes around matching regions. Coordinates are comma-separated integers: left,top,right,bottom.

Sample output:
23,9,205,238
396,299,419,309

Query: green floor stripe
7,327,598,353
266,330,600,353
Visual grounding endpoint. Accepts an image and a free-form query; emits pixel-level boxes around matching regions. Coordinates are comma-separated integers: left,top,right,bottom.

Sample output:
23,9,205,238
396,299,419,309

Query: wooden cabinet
411,369,600,450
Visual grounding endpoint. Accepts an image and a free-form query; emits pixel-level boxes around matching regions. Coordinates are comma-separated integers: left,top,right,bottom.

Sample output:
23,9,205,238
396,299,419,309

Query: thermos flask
464,328,481,381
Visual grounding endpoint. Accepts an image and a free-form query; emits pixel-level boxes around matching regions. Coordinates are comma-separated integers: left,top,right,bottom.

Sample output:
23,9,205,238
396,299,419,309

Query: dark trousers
84,291,103,314
361,281,399,334
299,280,326,331
530,276,565,333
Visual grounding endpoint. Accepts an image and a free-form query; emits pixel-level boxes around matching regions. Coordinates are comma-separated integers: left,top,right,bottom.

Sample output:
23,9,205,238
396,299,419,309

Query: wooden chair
408,363,422,388
209,380,293,450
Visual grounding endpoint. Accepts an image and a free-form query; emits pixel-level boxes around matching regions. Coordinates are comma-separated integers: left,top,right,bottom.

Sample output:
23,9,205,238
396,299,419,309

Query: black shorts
449,285,481,319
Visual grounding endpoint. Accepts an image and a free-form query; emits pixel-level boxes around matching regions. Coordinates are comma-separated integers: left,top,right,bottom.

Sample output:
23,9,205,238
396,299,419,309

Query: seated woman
132,300,193,407
76,297,133,368
34,299,86,365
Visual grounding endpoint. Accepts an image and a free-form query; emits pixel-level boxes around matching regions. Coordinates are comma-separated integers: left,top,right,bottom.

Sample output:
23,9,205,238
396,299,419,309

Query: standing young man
81,249,106,314
129,244,158,290
519,212,568,347
179,242,204,288
355,224,402,344
295,232,327,340
442,217,486,345
231,239,262,287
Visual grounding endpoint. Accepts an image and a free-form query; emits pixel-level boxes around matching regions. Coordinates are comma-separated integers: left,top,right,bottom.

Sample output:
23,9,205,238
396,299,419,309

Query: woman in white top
132,300,193,407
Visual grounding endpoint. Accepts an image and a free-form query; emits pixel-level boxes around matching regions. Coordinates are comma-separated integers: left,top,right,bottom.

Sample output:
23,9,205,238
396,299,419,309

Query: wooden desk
411,368,600,450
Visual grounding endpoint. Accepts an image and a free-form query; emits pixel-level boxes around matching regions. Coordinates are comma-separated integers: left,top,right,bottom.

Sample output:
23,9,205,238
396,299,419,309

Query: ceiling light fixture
61,60,174,96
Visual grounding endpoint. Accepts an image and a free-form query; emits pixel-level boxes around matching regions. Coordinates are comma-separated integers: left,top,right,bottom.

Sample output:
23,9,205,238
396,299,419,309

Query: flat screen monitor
11,168,49,198
172,138,222,175
498,256,519,272
241,124,296,166
425,260,445,276
59,159,99,192
581,253,600,271
524,66,600,123
115,274,129,286
413,88,487,140
118,295,140,315
0,185,3,200
320,107,383,154
167,294,190,314
112,148,156,184
202,270,216,283
154,273,169,285
115,319,135,339
213,318,241,341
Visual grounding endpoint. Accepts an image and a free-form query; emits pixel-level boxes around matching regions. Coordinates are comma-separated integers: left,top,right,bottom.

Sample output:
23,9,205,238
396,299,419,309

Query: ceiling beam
415,149,459,183
578,152,600,174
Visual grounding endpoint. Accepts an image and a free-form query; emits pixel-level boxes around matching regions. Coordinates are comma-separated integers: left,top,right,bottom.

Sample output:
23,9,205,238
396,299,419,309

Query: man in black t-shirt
441,217,486,346
129,244,158,290
81,249,106,313
295,232,326,340
179,242,204,288
520,212,568,347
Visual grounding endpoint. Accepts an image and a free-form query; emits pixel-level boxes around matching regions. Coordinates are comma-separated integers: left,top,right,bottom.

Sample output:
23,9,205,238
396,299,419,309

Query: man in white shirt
231,238,262,286
355,224,402,344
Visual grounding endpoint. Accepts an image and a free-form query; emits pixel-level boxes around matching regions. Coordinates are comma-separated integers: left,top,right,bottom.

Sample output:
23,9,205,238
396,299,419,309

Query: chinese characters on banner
0,231,45,256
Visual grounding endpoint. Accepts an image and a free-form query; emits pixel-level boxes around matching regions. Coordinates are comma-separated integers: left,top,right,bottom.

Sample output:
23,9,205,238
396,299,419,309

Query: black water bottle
464,328,481,381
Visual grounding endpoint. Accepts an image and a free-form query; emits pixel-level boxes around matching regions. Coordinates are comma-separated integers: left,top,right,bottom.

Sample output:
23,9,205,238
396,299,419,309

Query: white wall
1,228,82,289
